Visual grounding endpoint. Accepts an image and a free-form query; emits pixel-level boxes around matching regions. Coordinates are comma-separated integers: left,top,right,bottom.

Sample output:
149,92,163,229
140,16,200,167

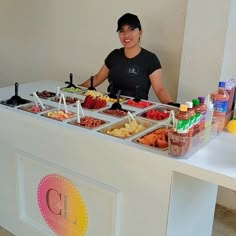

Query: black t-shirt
105,48,161,100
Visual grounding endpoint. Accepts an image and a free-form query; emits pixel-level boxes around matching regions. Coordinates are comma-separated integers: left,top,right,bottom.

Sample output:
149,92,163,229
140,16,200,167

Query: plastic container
168,129,192,157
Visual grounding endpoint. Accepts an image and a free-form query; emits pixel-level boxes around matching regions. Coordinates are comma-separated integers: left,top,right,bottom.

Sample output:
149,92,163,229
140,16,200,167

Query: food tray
99,108,134,118
137,105,178,122
106,96,128,103
98,117,155,139
49,96,81,105
41,109,77,121
123,99,154,109
31,91,56,99
68,116,109,130
18,103,55,114
132,125,170,151
61,86,87,95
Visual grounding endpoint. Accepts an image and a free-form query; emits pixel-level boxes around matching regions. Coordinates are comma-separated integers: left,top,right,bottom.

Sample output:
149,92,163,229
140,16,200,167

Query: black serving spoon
133,85,141,103
110,89,122,110
88,76,96,91
6,82,24,105
65,73,77,88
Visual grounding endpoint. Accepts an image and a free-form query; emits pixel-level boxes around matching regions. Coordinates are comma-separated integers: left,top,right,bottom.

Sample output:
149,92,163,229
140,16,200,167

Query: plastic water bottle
204,95,214,128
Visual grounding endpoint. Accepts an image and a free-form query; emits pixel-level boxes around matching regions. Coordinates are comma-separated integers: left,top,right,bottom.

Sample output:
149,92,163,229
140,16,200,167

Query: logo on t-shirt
127,65,139,76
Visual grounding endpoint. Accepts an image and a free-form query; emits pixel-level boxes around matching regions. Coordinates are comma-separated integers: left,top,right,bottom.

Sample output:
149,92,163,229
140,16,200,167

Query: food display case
0,81,236,236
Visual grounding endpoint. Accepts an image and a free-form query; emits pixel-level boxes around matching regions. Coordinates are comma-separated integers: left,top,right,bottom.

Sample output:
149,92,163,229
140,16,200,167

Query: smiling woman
80,13,173,104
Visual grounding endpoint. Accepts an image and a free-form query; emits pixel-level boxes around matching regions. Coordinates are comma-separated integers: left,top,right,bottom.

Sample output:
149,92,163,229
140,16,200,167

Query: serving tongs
133,85,141,103
65,73,77,88
6,82,25,106
110,89,122,110
87,76,96,91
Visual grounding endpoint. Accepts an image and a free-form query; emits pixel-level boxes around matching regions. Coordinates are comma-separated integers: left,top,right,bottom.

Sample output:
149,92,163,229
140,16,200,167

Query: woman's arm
149,69,173,104
80,64,109,88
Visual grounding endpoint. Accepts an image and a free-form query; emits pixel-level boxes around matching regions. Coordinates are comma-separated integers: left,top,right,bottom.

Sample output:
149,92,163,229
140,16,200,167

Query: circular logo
38,174,88,236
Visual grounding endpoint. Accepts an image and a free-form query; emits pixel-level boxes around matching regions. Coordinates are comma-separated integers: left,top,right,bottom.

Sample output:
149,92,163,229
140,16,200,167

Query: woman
80,13,172,104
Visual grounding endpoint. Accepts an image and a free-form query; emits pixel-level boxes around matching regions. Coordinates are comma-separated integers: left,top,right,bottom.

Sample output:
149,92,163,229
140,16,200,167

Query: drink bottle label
213,100,228,113
194,113,201,124
174,118,190,133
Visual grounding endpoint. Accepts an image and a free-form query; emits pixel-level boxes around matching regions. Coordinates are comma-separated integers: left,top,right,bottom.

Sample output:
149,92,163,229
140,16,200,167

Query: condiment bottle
169,104,192,157
174,104,191,133
225,80,235,114
186,101,195,136
198,96,207,129
192,98,202,135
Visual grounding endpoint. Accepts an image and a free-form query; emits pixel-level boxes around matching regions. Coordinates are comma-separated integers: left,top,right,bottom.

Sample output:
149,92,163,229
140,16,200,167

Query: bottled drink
198,96,207,129
192,99,202,135
186,101,195,136
211,81,229,132
225,80,235,114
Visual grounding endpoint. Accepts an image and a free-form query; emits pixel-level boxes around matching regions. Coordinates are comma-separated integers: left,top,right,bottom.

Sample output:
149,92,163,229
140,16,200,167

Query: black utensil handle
117,89,121,103
15,82,18,96
90,76,94,88
70,73,73,84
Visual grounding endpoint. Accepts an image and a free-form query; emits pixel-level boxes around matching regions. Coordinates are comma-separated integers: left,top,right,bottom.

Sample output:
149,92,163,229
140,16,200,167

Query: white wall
220,0,236,80
178,0,236,210
0,0,188,102
177,0,230,103
217,0,236,210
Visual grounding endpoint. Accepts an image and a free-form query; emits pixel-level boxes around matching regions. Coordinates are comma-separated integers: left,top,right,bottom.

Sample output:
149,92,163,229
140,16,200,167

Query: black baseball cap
116,13,142,32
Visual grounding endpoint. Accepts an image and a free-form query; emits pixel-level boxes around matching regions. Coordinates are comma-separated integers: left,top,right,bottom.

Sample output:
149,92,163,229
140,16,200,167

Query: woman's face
118,25,142,49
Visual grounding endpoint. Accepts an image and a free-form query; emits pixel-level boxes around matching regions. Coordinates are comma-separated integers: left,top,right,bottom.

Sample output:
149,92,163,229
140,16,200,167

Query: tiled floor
0,204,236,236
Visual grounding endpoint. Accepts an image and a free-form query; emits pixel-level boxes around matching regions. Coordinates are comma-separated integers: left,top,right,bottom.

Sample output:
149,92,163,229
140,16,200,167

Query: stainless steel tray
41,109,77,121
68,116,109,130
18,103,55,114
136,105,178,122
132,125,170,151
97,117,155,139
99,108,135,118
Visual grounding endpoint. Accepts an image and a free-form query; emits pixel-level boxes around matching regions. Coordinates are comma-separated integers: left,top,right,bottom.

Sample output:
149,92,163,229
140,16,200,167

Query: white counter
0,81,235,236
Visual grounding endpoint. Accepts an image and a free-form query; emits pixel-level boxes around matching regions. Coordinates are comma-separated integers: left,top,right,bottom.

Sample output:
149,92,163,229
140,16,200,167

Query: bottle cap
218,81,226,88
192,98,200,106
198,96,205,104
186,101,193,108
179,104,188,112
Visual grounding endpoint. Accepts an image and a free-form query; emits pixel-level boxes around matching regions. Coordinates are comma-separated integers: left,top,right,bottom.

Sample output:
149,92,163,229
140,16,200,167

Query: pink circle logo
38,174,88,236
